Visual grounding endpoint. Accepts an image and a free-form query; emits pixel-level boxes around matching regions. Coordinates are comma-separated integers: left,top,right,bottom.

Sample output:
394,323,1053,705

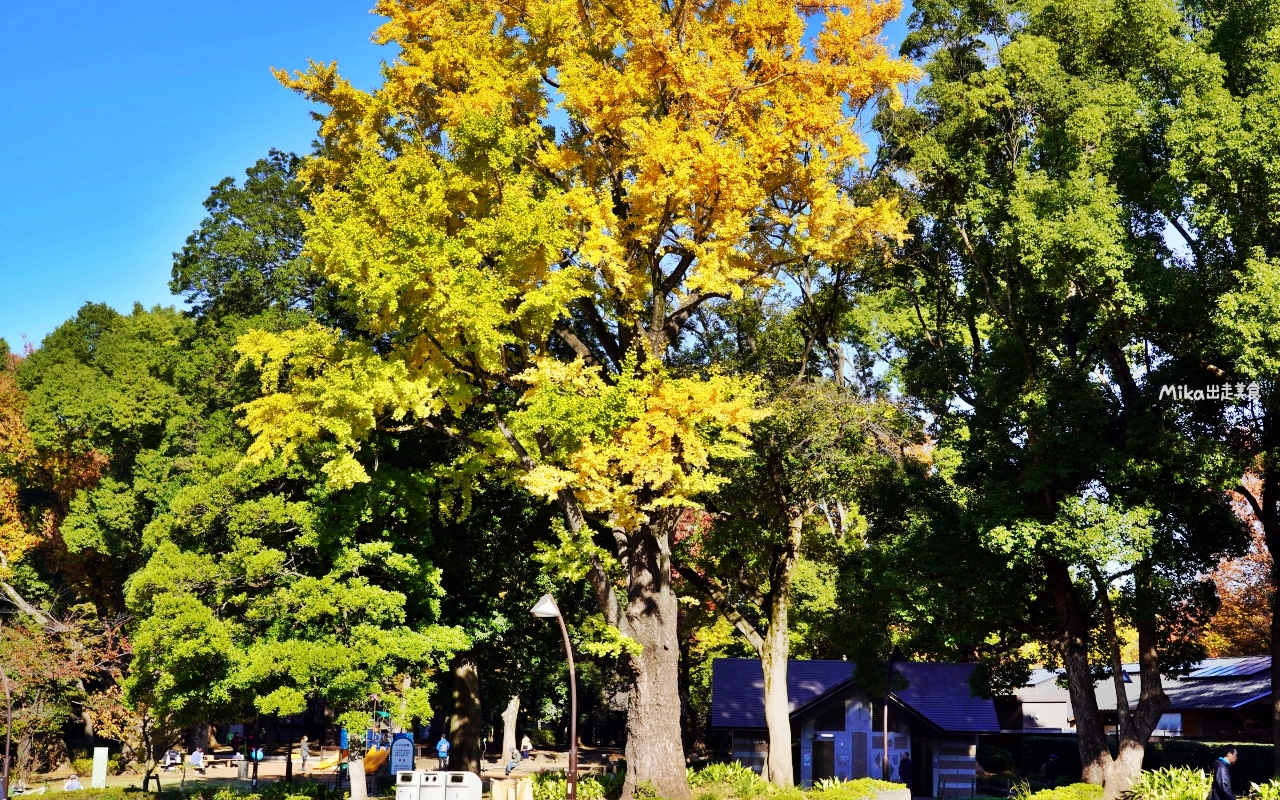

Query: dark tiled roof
1165,675,1271,710
711,658,853,729
711,659,1000,734
894,663,1001,734
1187,657,1271,679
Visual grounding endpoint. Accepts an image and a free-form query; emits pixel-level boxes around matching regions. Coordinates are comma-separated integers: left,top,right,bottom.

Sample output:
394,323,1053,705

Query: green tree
677,382,914,786
171,150,319,321
239,0,914,794
1149,0,1280,768
873,0,1250,792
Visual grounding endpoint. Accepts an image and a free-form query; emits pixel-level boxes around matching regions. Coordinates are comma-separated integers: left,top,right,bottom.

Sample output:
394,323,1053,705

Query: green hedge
32,780,347,800
1144,741,1273,789
1019,736,1274,789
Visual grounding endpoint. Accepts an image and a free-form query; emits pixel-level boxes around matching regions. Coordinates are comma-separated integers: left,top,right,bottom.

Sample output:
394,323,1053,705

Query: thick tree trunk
501,696,519,762
1046,556,1110,785
622,513,691,800
450,658,483,774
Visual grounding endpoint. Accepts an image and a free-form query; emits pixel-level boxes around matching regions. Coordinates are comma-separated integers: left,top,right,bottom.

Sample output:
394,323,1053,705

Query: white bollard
91,747,109,789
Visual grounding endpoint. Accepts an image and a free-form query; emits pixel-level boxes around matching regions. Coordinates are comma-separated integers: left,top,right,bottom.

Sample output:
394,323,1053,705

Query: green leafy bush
532,770,624,800
978,747,1016,774
688,762,772,798
808,777,901,800
1250,780,1280,800
1010,781,1103,800
1128,767,1213,800
527,730,558,748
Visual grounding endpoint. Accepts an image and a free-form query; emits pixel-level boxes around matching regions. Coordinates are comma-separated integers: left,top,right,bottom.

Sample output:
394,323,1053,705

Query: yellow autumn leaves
237,0,917,534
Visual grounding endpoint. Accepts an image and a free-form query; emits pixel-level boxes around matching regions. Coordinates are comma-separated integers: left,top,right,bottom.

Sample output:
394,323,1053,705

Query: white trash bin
444,771,483,800
397,771,425,800
423,770,448,800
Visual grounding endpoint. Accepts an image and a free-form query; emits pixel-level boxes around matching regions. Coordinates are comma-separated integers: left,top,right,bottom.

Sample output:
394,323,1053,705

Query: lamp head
531,593,561,618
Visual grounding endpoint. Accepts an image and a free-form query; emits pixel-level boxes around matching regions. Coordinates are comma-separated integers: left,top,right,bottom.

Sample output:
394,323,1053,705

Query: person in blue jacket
436,735,450,771
1208,745,1238,800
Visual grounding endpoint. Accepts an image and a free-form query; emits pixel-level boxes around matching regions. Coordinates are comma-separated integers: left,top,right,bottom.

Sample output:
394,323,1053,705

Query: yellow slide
309,755,341,772
363,747,389,772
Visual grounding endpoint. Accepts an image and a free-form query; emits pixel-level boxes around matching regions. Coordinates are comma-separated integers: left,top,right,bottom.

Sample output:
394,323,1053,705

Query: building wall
730,730,768,773
935,737,978,798
795,689,912,788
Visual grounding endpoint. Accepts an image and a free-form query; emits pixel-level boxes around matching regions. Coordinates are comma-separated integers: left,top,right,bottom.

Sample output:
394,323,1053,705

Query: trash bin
398,771,425,800
445,772,483,800
419,770,445,800
237,761,249,780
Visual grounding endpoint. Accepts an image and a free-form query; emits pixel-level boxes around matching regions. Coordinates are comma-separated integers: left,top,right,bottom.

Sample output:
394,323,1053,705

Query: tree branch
673,560,765,653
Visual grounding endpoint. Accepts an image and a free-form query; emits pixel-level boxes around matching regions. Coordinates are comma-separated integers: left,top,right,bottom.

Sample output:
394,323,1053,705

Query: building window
816,704,846,732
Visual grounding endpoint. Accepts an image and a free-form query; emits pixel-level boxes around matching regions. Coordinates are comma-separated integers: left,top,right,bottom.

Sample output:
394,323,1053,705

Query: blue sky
0,0,388,350
0,1,911,351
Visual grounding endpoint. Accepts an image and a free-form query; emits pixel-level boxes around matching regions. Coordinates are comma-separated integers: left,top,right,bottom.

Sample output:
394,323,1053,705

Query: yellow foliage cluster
239,0,916,532
514,358,764,529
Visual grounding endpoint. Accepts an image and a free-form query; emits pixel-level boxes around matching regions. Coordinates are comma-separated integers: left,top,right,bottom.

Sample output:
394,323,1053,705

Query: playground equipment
364,747,390,773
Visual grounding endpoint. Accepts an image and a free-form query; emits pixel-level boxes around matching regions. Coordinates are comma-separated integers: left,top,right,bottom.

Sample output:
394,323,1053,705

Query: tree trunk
450,658,483,774
760,628,793,787
397,675,412,734
1045,555,1111,785
760,511,803,787
501,696,519,763
622,513,691,800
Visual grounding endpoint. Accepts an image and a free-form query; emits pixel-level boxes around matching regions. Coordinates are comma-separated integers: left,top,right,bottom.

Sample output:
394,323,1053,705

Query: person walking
520,734,532,760
436,735,451,771
300,736,311,772
898,752,913,796
1208,746,1238,800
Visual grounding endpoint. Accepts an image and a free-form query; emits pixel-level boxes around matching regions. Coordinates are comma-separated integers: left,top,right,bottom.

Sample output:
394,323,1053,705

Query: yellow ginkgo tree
239,0,914,794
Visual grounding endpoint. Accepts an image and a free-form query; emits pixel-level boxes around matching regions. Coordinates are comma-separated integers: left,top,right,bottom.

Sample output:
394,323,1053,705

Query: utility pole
2,653,12,800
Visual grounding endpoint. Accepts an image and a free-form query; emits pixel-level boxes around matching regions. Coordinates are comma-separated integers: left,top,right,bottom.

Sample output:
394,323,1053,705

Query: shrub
1250,780,1280,800
527,730,558,748
1128,767,1213,800
808,777,901,800
1145,741,1274,789
689,762,771,798
979,747,1016,774
1010,782,1103,800
533,770,624,800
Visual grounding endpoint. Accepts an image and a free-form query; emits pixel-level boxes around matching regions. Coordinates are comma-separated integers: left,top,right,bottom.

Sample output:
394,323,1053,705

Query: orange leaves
0,357,107,576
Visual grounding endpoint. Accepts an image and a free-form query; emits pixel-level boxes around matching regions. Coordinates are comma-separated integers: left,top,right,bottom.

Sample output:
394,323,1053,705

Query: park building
710,659,1001,796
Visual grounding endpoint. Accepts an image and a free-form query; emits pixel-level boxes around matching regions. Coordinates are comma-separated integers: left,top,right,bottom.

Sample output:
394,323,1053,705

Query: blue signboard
390,733,415,775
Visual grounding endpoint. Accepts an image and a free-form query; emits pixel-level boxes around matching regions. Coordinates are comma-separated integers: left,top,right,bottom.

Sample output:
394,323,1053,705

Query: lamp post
531,594,576,800
881,647,901,782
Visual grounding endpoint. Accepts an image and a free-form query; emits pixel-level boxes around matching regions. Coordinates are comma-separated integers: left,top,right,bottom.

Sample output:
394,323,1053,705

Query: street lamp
531,594,577,800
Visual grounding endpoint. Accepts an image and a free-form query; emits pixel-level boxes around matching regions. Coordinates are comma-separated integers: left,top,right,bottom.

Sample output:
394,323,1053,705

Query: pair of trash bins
396,771,484,800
